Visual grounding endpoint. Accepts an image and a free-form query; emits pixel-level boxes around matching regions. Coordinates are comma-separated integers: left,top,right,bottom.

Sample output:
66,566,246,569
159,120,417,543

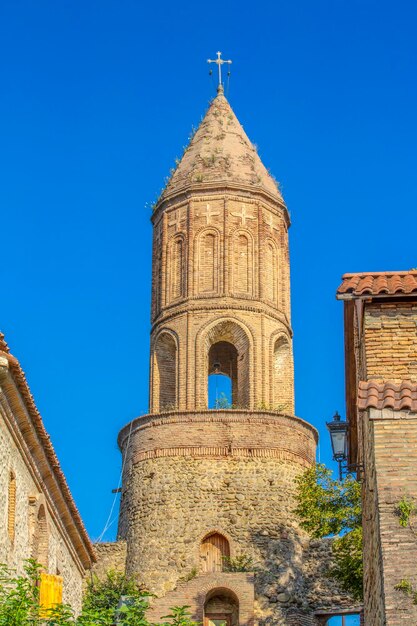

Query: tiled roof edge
0,341,96,566
358,380,417,412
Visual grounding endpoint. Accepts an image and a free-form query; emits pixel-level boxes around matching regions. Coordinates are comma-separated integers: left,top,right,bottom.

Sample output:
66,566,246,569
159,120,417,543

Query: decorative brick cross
263,211,279,234
231,204,256,226
200,203,220,225
168,209,185,232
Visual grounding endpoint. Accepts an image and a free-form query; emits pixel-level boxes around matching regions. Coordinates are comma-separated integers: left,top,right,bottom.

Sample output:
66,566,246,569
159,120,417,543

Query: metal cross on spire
207,51,232,90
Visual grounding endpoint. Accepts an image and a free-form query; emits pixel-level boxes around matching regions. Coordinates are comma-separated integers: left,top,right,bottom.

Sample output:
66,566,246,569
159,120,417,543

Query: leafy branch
294,463,363,600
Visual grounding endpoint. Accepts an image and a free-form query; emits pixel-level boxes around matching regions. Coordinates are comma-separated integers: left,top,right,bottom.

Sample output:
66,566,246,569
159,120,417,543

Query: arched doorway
200,532,230,573
152,331,178,411
204,588,239,626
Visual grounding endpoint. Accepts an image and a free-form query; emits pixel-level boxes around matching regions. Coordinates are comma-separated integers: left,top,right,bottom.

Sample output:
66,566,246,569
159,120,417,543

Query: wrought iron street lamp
326,411,348,480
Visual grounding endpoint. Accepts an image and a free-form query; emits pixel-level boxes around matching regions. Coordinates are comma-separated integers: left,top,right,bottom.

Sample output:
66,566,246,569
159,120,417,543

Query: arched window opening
8,471,16,542
32,504,48,570
208,342,237,408
208,373,232,409
153,332,177,411
273,335,291,410
204,587,239,626
200,533,230,573
264,241,278,304
202,321,250,410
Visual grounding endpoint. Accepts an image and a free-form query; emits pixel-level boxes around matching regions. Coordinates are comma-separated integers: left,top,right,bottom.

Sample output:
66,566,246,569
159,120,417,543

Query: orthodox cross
231,204,256,226
263,211,280,234
168,209,185,232
201,203,220,225
207,51,232,87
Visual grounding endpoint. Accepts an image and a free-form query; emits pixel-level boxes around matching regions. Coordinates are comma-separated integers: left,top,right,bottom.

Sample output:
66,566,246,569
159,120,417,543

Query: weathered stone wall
118,452,356,624
91,541,127,579
364,302,417,382
364,408,417,625
0,404,85,613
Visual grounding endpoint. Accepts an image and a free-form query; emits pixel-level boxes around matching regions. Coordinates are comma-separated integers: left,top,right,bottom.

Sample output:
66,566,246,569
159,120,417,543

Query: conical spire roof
159,88,283,204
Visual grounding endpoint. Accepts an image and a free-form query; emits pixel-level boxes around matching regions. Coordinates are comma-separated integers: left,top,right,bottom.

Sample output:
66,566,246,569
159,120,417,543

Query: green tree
0,559,42,626
294,463,363,600
0,561,200,626
83,570,145,612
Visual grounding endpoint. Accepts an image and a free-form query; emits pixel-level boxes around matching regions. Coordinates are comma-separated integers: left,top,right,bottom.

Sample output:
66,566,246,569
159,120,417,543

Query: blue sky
1,0,416,543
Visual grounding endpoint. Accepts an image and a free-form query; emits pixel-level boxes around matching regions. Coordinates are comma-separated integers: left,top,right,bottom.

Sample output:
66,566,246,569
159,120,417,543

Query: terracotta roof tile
337,271,417,299
358,380,417,412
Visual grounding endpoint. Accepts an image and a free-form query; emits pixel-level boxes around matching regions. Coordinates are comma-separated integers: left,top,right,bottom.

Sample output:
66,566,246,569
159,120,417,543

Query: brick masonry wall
0,400,85,613
364,302,417,382
149,190,294,415
118,410,317,469
147,572,255,625
366,408,417,626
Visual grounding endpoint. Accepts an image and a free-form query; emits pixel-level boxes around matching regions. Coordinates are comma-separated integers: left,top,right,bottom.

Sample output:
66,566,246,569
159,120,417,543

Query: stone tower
116,87,352,625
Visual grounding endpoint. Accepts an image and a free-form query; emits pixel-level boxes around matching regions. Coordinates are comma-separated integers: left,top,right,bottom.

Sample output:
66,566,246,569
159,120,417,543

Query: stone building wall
0,409,85,612
117,410,357,624
91,541,127,579
338,277,417,625
364,302,417,382
364,408,417,625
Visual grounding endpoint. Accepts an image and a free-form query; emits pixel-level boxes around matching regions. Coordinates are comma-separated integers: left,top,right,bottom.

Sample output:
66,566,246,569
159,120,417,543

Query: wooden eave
343,300,359,466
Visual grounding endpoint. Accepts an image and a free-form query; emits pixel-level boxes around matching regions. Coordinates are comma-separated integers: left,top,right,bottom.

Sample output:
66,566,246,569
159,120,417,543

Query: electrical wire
96,419,134,542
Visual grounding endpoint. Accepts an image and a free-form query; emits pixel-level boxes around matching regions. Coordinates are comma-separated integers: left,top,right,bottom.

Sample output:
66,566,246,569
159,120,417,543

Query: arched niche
196,229,220,295
231,231,254,296
152,331,178,411
264,238,278,305
151,224,163,318
8,471,16,542
167,234,185,303
200,533,230,573
200,320,251,409
32,504,48,570
272,334,292,410
204,587,239,626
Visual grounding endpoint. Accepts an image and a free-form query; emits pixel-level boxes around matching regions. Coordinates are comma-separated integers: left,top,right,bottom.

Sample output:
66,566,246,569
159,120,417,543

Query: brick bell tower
117,83,321,625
